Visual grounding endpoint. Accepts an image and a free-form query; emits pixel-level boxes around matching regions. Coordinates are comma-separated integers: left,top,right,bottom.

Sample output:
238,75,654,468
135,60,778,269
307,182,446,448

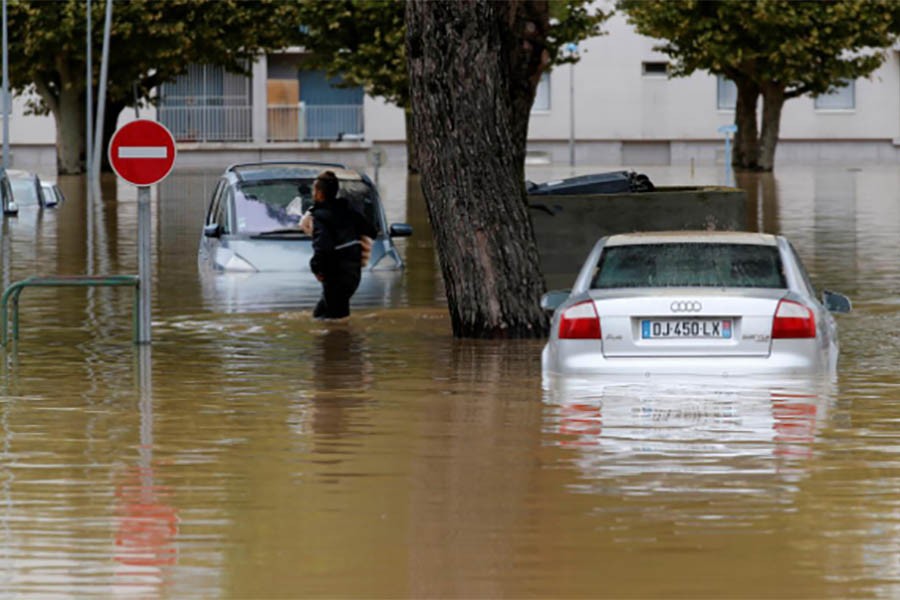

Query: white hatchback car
541,231,851,378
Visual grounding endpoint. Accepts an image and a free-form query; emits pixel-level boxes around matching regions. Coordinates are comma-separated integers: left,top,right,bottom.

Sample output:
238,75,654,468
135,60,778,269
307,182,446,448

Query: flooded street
0,164,898,597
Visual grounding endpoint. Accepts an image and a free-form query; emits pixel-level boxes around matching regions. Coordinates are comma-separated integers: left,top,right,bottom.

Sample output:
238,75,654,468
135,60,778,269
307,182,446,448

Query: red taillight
771,299,816,339
558,300,601,339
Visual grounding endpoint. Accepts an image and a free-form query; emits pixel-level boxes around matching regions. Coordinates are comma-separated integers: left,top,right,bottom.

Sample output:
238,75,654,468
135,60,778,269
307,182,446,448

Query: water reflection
303,325,373,438
544,375,834,490
199,269,407,314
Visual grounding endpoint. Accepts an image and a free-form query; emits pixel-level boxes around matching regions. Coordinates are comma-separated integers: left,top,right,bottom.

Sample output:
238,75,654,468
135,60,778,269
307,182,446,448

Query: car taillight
771,299,816,339
558,300,601,339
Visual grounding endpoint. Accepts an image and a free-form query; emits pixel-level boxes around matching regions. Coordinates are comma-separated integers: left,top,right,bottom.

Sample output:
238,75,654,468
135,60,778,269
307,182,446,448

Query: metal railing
158,105,253,142
1,275,140,347
267,103,364,142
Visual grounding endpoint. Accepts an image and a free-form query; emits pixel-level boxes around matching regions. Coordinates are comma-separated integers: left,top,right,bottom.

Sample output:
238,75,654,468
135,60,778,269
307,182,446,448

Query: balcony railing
155,103,365,143
267,103,364,142
158,105,252,142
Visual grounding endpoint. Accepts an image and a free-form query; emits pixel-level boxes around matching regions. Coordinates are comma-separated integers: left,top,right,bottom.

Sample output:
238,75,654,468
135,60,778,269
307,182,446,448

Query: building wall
4,13,899,171
527,13,900,144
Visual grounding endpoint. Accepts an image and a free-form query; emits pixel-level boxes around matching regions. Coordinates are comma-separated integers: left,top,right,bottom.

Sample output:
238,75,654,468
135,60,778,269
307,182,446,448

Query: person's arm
299,210,314,235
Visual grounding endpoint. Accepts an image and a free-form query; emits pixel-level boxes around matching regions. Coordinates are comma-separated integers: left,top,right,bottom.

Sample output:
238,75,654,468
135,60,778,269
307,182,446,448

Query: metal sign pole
2,0,9,169
137,186,151,343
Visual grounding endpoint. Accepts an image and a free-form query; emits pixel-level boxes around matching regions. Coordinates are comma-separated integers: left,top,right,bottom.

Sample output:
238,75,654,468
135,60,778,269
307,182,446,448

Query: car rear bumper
542,339,830,377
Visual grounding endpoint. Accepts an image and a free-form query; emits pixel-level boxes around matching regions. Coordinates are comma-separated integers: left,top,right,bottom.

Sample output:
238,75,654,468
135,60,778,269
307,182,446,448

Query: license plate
641,319,732,339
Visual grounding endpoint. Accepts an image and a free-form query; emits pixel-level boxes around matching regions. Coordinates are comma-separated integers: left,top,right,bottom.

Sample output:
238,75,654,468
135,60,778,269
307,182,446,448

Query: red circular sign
108,120,177,186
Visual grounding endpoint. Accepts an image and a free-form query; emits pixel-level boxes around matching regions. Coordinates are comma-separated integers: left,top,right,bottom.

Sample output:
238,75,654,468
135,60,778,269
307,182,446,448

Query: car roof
5,169,39,180
605,231,779,247
226,161,362,183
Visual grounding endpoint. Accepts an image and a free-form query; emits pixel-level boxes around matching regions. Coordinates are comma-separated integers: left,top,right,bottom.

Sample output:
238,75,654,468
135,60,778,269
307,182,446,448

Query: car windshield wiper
251,228,310,238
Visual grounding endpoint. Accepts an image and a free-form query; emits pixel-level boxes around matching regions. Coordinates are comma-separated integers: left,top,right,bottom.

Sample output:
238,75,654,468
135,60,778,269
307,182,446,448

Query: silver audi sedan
541,231,851,378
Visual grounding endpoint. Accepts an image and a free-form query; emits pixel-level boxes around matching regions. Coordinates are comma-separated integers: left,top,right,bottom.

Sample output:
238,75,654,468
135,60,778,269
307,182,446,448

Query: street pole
86,0,92,184
566,43,578,169
137,186,151,343
91,0,112,188
2,0,9,169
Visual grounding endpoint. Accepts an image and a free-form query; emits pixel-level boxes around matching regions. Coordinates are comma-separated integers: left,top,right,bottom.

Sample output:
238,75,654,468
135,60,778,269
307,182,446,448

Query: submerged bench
0,275,140,347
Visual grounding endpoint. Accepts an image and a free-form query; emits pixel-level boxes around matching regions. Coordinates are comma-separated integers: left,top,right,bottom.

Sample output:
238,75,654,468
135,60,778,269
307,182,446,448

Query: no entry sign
108,120,177,186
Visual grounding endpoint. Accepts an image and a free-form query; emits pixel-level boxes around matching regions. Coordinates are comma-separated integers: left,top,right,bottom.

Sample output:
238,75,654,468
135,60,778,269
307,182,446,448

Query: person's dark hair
315,170,339,201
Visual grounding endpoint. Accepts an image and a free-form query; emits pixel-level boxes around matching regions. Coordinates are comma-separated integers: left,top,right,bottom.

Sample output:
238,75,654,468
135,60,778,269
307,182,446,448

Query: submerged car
541,231,852,377
199,161,412,272
4,170,54,214
0,168,14,215
39,180,64,207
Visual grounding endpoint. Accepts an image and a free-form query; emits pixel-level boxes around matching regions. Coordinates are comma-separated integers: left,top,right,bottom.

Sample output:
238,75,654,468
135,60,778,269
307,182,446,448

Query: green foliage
295,0,610,108
618,0,900,98
7,0,301,114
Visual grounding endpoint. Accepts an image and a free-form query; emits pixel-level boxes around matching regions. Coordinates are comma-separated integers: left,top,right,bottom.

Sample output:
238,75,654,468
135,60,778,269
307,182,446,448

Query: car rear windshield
10,179,40,207
233,178,380,234
592,243,787,289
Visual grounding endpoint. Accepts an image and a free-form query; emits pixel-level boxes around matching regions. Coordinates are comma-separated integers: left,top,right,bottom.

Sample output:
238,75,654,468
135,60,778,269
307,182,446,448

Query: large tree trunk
759,84,785,172
404,109,419,174
53,87,86,175
406,0,549,339
732,76,761,171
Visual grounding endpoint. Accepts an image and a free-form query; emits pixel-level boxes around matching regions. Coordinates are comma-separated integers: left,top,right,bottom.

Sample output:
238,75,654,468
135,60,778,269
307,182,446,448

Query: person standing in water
308,170,377,319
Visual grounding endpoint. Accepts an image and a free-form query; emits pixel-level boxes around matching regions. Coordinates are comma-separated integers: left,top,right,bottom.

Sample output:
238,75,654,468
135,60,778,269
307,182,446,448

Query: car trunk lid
592,288,786,357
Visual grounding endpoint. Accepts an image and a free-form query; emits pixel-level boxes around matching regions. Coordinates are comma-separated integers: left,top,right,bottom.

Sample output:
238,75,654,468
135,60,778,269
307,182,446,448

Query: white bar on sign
119,146,168,159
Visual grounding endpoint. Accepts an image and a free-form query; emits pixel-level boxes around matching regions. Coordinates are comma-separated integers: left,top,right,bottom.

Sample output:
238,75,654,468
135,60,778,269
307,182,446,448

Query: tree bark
404,109,419,174
406,0,549,339
732,76,761,171
759,84,785,172
52,86,86,175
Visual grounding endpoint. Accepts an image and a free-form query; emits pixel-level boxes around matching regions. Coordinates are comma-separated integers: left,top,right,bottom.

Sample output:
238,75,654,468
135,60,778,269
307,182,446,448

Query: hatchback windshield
10,178,40,207
233,178,380,235
592,243,786,289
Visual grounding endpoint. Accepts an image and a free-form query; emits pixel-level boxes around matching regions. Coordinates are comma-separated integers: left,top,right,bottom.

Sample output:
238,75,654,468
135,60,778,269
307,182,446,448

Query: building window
717,75,737,110
159,64,252,142
815,80,855,110
642,61,668,76
532,72,550,112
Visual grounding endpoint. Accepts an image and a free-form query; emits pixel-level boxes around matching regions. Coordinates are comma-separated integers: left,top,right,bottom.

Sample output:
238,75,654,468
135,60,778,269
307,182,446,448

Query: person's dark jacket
309,196,377,276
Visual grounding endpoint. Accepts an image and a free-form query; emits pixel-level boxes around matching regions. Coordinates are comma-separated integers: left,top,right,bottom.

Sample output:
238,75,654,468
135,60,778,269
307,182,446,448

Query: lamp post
565,42,578,169
2,0,9,169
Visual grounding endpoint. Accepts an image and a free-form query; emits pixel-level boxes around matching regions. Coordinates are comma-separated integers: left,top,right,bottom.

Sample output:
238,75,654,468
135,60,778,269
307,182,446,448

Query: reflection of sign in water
114,348,178,585
114,464,179,568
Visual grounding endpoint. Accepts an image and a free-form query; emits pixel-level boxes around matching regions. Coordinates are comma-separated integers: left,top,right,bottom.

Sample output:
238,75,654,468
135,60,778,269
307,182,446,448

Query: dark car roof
226,162,362,183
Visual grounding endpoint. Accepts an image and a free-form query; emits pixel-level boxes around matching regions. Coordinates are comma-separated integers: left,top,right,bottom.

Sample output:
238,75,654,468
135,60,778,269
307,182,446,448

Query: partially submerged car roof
5,169,39,180
226,161,363,183
606,231,779,247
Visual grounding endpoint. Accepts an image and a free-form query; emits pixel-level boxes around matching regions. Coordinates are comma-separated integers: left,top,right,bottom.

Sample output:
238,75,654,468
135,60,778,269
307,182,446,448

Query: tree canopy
619,0,900,170
7,0,302,173
295,0,609,109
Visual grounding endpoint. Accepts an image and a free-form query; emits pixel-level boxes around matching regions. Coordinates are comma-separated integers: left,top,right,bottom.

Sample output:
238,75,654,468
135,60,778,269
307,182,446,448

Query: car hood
202,235,401,273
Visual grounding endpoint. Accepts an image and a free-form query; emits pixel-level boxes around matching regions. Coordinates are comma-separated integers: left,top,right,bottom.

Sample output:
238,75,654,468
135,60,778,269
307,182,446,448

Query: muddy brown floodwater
0,164,897,597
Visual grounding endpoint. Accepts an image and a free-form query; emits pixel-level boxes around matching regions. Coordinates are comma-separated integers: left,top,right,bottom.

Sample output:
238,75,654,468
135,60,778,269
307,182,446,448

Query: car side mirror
203,223,223,238
823,290,851,314
389,223,413,238
540,290,571,313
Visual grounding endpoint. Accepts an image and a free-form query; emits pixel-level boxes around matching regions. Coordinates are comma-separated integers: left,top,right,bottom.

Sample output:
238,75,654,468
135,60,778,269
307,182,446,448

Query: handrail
1,275,140,347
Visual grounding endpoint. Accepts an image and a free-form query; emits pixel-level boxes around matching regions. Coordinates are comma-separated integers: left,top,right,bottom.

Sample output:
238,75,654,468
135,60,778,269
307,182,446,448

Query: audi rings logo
670,300,702,312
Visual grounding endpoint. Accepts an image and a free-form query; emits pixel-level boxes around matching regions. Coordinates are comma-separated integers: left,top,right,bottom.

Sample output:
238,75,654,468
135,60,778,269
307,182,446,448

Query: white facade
7,12,900,172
